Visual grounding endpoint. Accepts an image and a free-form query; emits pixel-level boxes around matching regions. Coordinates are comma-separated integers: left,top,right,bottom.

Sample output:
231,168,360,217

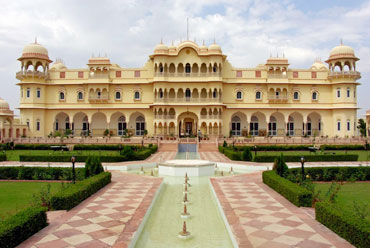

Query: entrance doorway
185,122,192,135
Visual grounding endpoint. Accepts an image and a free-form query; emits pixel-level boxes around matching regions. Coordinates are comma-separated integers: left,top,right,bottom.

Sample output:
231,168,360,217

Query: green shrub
50,172,111,210
14,144,64,150
0,207,47,248
19,155,125,162
320,144,365,150
0,154,6,161
223,148,242,161
134,149,153,160
0,166,85,181
273,153,289,177
316,202,370,248
85,156,104,178
242,147,252,161
289,167,370,182
262,170,312,207
223,140,227,148
73,144,122,150
254,154,358,162
120,146,135,160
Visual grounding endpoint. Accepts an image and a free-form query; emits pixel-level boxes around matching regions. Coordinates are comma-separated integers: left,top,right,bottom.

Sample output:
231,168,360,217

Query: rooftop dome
50,59,67,70
328,43,358,61
154,41,169,54
0,98,10,110
311,61,327,70
199,41,208,51
19,40,50,60
208,42,222,54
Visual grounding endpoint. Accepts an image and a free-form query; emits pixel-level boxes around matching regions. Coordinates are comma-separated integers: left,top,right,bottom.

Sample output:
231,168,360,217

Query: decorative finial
340,39,343,45
283,52,285,58
172,40,174,46
160,37,163,44
214,37,216,44
105,52,107,57
187,17,189,41
35,37,37,44
203,40,205,46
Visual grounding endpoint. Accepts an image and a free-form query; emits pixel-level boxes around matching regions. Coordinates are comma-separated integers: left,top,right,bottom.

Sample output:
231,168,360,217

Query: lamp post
71,156,76,184
254,145,257,157
300,156,305,182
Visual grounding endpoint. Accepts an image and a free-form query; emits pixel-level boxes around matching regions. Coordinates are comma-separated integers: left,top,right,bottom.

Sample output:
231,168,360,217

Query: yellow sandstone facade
15,40,360,139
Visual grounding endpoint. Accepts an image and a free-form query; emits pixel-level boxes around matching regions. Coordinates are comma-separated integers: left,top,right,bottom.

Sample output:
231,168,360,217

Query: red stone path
210,172,354,248
145,151,176,162
199,151,231,162
19,172,162,248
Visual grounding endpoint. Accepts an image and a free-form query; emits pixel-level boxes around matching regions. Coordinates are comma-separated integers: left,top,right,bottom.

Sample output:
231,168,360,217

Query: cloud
0,0,369,116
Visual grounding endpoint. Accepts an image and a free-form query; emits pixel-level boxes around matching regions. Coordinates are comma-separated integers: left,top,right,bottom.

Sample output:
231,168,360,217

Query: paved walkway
199,151,231,162
19,172,162,248
210,172,353,248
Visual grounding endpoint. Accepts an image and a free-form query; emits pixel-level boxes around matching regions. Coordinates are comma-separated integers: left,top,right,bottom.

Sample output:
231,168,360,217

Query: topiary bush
19,155,125,162
73,144,122,150
254,154,358,162
242,147,252,161
0,154,6,161
273,153,289,177
85,156,104,178
0,166,85,180
0,207,47,248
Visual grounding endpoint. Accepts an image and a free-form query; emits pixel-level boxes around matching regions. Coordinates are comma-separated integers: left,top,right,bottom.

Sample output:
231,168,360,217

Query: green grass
314,182,370,222
5,150,120,161
0,182,62,219
253,150,370,161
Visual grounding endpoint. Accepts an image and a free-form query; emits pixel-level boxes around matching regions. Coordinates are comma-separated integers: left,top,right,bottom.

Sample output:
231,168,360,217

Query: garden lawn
314,182,370,222
253,150,370,161
0,181,62,219
5,150,120,161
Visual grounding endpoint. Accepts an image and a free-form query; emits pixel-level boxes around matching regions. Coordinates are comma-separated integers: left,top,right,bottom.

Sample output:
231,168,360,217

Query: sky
0,0,369,117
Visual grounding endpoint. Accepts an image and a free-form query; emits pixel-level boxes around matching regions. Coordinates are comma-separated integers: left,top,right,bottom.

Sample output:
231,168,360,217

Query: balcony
268,95,288,103
154,115,175,120
200,115,221,119
154,97,222,104
154,72,222,81
16,71,49,80
328,71,361,80
88,95,109,103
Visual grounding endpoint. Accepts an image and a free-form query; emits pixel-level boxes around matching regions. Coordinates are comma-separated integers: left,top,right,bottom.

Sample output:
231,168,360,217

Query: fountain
155,163,159,171
230,166,234,175
178,221,191,239
181,204,190,219
183,184,188,194
139,166,145,174
158,160,215,176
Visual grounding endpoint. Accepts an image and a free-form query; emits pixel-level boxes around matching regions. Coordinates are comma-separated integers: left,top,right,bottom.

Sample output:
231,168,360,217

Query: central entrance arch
177,111,199,137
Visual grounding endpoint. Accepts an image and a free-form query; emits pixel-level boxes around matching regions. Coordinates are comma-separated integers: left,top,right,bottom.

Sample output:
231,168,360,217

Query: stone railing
154,115,176,119
328,71,361,79
154,72,222,78
154,97,222,103
16,71,49,80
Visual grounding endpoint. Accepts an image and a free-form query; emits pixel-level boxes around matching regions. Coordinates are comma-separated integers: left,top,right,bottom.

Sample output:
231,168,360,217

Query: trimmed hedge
0,154,6,161
316,202,370,248
50,172,111,210
19,155,125,162
14,144,64,150
254,154,358,162
262,170,312,207
231,144,366,151
0,166,85,181
0,207,47,248
74,144,122,150
289,166,370,181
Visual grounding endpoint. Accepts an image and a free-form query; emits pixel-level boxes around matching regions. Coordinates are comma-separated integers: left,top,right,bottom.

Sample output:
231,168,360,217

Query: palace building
15,39,360,139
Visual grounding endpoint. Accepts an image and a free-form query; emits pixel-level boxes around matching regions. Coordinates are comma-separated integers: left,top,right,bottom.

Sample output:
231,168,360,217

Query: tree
273,153,289,177
357,118,367,137
242,147,253,161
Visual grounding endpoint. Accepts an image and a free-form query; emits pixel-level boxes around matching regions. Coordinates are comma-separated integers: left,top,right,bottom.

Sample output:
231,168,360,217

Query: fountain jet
178,221,190,239
181,204,190,219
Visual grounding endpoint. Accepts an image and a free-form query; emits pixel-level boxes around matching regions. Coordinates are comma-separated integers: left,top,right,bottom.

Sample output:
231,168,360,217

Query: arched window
36,88,41,98
118,116,127,136
337,88,341,98
82,116,89,131
293,91,299,100
36,119,40,131
312,91,318,100
337,120,341,131
347,88,350,98
185,89,191,98
59,92,65,100
115,91,121,100
256,91,262,100
213,64,217,72
159,64,164,73
231,116,241,136
250,116,259,136
213,89,217,98
65,117,70,130
159,89,164,98
185,63,191,73
307,117,312,136
55,119,59,131
287,116,294,136
134,91,140,100
135,116,145,136
236,91,243,100
26,88,30,98
268,116,277,136
347,120,351,131
78,92,83,100
97,90,101,99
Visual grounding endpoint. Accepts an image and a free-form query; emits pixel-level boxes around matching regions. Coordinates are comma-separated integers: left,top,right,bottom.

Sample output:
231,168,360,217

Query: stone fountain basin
158,160,215,177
